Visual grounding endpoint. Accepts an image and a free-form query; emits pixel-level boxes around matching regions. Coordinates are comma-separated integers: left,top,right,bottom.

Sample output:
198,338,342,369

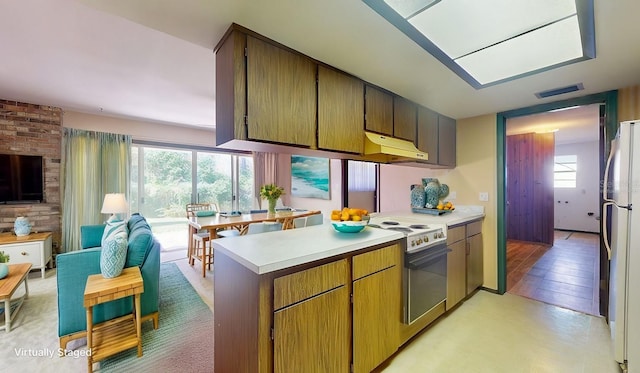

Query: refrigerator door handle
603,138,617,202
602,201,614,260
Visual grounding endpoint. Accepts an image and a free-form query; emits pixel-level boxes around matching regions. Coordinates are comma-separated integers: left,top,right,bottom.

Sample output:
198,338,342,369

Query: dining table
187,209,322,256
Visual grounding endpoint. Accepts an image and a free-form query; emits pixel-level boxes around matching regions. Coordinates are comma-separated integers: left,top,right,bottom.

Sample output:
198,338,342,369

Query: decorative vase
267,199,277,215
0,263,8,280
14,216,32,237
424,179,441,208
410,184,426,208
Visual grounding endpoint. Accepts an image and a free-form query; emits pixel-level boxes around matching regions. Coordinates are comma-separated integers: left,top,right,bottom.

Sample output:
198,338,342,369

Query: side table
0,263,31,332
84,266,144,372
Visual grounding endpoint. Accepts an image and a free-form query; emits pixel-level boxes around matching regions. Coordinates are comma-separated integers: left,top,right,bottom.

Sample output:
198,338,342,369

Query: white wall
554,140,600,233
63,110,216,147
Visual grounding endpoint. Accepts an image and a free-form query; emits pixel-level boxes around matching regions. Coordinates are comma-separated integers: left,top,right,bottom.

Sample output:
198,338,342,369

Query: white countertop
372,205,485,227
212,224,404,274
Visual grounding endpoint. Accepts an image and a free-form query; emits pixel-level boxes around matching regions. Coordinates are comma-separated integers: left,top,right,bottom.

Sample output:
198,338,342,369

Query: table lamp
101,193,129,220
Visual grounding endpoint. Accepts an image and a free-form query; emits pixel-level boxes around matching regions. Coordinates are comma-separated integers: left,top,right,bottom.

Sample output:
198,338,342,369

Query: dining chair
305,213,324,227
246,222,283,235
186,203,217,277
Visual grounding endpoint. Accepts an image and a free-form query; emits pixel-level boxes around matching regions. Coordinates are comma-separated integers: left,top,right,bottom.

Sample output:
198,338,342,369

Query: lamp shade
101,193,129,214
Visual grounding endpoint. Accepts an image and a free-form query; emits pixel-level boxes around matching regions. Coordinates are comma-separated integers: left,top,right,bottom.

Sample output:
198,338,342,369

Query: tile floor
508,231,600,316
165,235,619,373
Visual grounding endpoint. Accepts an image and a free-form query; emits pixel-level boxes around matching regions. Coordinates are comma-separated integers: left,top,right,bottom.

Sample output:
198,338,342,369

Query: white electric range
367,215,447,254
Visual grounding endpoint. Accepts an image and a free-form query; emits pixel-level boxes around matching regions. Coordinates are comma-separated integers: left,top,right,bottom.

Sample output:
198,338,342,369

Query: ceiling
1,0,639,132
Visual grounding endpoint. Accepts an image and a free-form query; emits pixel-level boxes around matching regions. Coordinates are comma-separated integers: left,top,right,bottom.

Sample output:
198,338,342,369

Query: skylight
363,0,595,88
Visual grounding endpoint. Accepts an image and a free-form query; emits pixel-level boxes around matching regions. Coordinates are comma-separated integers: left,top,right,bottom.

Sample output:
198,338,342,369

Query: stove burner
382,221,399,225
409,224,428,229
386,227,413,233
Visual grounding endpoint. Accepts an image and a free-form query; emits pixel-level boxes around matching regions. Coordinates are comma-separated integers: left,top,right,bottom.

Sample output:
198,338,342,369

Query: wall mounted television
0,154,44,204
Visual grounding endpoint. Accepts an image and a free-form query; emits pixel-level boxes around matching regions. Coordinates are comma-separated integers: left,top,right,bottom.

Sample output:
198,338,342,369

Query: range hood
363,132,428,163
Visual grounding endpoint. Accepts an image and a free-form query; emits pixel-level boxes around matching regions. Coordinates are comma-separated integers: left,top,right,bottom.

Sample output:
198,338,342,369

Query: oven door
404,244,449,324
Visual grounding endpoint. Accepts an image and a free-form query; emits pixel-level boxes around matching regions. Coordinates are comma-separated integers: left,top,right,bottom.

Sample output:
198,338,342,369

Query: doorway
497,91,618,318
504,104,602,315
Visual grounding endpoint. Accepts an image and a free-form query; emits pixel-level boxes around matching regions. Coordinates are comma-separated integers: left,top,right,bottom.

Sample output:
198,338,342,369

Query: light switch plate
479,192,489,202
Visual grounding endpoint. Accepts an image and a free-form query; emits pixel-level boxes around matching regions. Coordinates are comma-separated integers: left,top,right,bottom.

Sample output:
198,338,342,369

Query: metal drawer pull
21,252,27,255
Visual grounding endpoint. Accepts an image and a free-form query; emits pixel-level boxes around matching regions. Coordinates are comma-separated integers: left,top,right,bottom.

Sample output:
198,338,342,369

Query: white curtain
61,128,131,252
253,152,278,208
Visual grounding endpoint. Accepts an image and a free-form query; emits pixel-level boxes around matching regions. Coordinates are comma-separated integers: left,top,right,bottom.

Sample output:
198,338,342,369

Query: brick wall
0,99,62,252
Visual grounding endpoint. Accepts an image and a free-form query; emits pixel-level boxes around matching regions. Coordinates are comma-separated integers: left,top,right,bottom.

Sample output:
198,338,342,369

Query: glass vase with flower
260,184,285,215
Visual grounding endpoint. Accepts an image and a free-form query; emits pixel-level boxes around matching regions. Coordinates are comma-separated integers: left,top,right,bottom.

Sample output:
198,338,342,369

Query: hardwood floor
507,230,600,316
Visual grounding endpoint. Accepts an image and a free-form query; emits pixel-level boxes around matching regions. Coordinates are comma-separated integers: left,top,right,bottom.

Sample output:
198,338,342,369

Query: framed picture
291,155,330,199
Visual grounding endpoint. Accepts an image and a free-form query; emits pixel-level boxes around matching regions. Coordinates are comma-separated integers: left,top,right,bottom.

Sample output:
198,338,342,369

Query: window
554,154,577,188
131,143,253,250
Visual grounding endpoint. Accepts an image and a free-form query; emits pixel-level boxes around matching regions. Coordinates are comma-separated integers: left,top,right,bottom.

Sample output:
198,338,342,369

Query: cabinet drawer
1,243,42,265
446,226,465,245
466,220,482,237
274,259,348,310
352,244,399,281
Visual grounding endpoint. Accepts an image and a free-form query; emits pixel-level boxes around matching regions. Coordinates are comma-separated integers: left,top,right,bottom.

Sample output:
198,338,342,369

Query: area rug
99,262,213,372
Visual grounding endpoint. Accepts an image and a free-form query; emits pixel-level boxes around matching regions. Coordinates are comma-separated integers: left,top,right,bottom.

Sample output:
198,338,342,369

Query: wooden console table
0,232,52,279
84,266,144,372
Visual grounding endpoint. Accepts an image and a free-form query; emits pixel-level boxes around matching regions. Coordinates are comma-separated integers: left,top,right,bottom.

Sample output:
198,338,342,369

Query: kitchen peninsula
213,225,404,373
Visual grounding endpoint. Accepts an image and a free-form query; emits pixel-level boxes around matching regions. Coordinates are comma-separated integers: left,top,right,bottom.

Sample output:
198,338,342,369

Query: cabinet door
353,265,400,373
364,85,393,136
467,233,484,294
416,106,438,165
446,239,466,310
438,114,456,167
393,96,417,142
246,35,316,147
318,66,364,153
273,285,350,373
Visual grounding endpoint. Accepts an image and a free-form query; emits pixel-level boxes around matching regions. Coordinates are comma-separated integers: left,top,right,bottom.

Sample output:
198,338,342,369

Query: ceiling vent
535,83,584,98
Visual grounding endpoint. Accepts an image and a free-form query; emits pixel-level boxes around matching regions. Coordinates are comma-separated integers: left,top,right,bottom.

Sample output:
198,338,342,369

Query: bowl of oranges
330,208,369,233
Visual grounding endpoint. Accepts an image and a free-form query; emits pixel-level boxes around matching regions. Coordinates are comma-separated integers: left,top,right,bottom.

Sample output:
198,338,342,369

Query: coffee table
0,263,31,332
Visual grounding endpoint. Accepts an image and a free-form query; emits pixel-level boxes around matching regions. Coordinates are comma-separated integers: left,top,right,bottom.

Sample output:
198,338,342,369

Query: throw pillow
100,231,128,278
101,219,127,248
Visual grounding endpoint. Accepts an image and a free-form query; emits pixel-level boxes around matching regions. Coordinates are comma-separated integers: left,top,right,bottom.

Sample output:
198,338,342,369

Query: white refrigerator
603,120,640,372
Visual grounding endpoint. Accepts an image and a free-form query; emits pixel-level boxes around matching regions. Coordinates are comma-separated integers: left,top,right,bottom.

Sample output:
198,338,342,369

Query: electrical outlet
479,192,489,202
448,191,457,200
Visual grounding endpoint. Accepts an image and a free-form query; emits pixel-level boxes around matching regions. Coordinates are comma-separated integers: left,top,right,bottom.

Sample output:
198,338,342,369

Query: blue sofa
57,213,160,349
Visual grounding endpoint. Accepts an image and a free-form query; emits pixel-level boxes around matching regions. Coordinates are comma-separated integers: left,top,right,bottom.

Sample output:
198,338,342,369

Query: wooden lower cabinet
352,245,401,373
467,232,484,294
446,225,466,311
273,285,350,373
214,244,403,373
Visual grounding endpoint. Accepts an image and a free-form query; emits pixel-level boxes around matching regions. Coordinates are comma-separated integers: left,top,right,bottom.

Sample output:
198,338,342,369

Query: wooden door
318,66,364,153
273,285,350,373
246,36,316,147
393,96,417,142
364,85,393,136
506,132,555,244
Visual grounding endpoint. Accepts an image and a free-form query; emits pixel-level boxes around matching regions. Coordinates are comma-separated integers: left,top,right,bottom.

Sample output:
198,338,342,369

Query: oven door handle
406,246,451,269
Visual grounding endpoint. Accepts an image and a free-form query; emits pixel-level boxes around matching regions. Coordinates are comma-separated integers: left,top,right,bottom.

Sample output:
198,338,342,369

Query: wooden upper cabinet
364,85,393,136
417,106,457,168
417,106,439,165
215,29,247,146
246,35,316,147
318,66,364,153
438,114,456,167
393,96,417,142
